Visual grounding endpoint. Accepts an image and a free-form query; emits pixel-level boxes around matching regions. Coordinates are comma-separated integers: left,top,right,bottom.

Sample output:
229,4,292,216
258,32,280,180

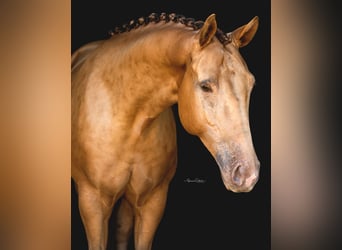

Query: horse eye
199,81,213,92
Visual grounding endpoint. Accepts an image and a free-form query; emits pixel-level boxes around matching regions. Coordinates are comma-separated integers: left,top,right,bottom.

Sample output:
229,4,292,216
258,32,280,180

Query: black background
71,0,270,249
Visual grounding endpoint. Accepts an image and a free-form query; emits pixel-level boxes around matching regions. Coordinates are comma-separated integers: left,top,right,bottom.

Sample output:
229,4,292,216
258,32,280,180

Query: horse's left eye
199,81,213,93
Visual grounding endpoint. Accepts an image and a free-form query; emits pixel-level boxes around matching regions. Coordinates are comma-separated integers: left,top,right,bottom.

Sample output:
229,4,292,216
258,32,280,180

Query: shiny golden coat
72,14,259,250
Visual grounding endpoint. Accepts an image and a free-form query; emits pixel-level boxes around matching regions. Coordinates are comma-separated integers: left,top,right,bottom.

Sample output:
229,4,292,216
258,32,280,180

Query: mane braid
108,12,231,45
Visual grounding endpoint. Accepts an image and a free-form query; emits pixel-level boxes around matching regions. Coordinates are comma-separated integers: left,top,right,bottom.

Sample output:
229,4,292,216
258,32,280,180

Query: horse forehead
224,45,249,70
198,45,224,62
192,47,224,73
193,47,248,77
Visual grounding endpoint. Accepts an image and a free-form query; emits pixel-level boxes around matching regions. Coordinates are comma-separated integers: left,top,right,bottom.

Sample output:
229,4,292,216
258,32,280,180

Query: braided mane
109,12,232,45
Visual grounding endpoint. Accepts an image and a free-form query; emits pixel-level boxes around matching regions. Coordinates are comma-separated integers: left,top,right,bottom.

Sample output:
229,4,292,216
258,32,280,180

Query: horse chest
122,119,177,202
91,135,176,204
124,147,177,206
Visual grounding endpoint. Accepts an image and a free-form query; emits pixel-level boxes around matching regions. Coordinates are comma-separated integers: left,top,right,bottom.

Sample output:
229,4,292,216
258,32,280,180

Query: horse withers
72,13,260,250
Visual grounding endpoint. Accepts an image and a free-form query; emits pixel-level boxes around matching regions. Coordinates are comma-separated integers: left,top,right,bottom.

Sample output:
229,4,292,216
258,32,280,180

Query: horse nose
231,161,260,191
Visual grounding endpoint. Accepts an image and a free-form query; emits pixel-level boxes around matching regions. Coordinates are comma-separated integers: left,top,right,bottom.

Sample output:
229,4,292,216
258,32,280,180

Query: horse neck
101,24,194,130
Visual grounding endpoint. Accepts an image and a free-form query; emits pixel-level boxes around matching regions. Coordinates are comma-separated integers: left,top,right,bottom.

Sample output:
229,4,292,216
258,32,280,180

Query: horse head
178,14,260,192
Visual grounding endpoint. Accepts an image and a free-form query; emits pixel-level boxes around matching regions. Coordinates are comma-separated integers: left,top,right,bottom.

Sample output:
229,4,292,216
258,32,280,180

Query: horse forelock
108,12,232,45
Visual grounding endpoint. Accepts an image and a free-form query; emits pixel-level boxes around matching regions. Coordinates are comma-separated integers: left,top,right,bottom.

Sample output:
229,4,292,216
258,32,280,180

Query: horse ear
198,14,217,48
228,16,259,48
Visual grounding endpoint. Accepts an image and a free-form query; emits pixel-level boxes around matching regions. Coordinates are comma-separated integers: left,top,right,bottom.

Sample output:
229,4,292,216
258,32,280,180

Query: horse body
72,13,260,250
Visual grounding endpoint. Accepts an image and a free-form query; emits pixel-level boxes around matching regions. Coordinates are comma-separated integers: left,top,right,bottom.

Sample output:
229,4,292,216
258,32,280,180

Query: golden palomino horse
72,13,260,250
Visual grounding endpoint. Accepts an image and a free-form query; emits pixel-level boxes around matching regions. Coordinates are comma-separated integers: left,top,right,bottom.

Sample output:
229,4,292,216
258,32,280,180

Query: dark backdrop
71,1,270,249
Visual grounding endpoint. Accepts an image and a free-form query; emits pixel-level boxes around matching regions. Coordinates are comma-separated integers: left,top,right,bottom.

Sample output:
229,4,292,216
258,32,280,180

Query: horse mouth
220,168,259,193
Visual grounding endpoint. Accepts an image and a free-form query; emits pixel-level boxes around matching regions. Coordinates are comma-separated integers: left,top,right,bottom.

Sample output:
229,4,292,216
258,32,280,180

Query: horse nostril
232,165,244,186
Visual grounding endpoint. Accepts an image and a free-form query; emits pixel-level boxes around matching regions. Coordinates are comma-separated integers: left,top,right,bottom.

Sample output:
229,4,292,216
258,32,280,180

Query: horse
72,13,260,250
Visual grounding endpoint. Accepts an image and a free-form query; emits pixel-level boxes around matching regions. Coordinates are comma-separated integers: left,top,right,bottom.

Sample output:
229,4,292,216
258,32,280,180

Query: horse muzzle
215,149,260,192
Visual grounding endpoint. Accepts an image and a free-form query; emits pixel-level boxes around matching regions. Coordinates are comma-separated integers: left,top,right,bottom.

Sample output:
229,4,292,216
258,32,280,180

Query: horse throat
124,65,183,137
